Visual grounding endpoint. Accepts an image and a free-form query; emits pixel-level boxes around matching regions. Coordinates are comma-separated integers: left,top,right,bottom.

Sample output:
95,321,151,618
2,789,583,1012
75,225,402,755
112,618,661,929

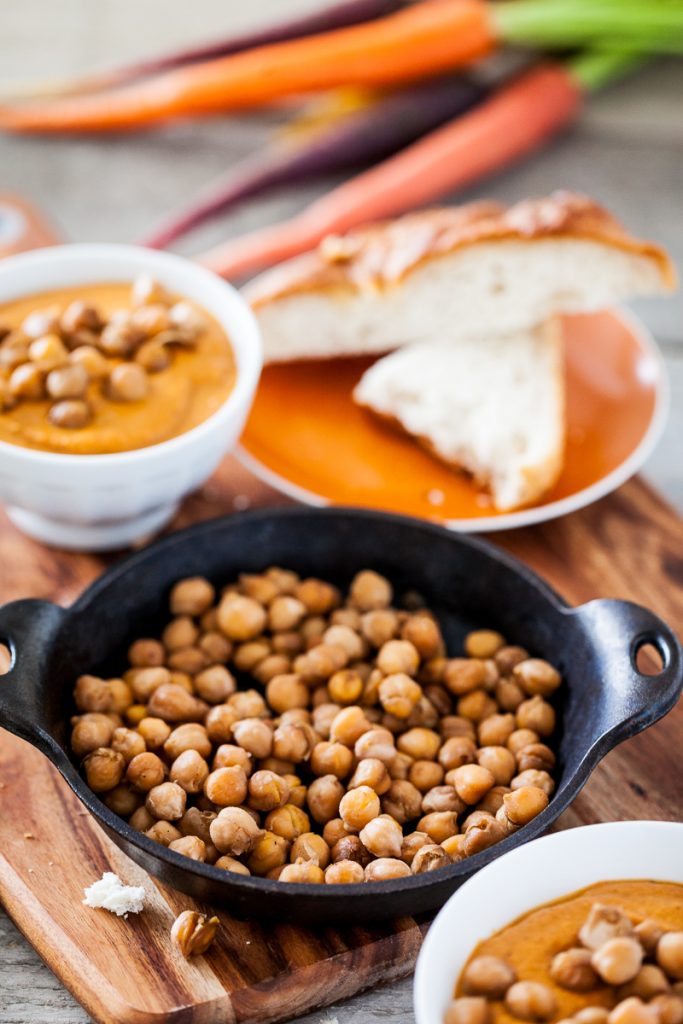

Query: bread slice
245,192,675,364
353,319,565,511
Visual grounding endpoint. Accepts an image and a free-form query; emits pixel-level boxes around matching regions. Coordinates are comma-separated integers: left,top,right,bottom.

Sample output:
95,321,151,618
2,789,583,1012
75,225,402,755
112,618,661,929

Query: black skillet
0,507,680,925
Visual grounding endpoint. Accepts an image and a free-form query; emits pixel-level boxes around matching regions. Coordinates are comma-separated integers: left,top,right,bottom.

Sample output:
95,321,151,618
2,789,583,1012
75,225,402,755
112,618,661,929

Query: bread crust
246,191,676,307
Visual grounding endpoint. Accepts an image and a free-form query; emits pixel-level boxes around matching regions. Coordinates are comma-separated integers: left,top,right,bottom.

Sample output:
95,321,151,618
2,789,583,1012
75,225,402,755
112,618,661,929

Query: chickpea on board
448,894,683,1024
70,566,564,884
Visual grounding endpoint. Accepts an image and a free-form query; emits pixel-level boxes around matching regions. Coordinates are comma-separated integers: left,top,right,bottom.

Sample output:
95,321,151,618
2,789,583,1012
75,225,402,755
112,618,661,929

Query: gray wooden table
0,3,682,1022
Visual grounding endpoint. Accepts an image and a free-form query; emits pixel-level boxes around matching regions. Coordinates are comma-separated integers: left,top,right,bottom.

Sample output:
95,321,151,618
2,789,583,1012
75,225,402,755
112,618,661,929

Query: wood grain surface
0,468,682,1024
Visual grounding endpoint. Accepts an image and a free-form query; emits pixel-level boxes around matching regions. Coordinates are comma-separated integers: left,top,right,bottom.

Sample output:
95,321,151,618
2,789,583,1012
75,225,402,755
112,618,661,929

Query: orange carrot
198,63,582,279
0,1,495,133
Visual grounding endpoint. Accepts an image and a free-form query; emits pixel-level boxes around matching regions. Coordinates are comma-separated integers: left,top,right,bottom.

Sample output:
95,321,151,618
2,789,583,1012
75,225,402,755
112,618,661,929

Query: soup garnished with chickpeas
0,276,235,454
447,880,683,1024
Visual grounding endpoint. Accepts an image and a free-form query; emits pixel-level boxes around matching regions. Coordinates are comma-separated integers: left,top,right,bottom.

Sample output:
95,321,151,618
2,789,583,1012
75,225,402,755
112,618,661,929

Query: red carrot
141,75,488,249
197,63,583,279
10,0,404,99
0,1,496,132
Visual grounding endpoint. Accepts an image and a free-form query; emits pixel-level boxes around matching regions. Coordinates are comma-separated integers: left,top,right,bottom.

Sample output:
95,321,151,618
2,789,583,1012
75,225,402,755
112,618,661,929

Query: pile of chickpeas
448,904,683,1024
70,567,562,885
0,274,204,428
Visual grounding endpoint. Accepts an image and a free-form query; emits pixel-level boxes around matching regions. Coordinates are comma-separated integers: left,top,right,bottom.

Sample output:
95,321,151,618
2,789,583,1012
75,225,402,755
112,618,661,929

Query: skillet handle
0,598,67,744
571,598,683,737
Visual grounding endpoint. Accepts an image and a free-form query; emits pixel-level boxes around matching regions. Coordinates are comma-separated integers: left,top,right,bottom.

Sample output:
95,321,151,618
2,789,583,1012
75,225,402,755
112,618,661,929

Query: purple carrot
20,0,405,99
140,75,488,249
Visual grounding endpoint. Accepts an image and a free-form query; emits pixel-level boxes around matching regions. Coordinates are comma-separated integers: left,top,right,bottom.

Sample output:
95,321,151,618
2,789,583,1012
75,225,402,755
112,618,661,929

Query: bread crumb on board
83,872,145,917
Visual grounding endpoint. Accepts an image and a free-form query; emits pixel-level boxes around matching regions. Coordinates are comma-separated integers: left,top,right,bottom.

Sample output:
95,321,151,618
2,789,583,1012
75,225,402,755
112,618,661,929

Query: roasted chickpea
110,726,146,763
355,727,396,764
330,835,371,867
168,835,206,861
396,727,441,762
289,832,330,869
325,860,365,884
439,736,478,771
214,856,251,875
339,786,380,831
137,717,171,750
204,766,248,807
478,713,516,747
179,807,216,844
296,643,348,682
329,705,370,747
550,948,599,991
516,696,556,737
477,785,509,815
445,997,492,1024
129,805,156,832
128,638,165,668
515,743,556,774
104,784,141,817
462,816,506,856
376,639,419,676
580,907,634,952
193,665,235,704
476,746,517,785
461,956,518,998
575,1009,610,1024
347,758,390,796
618,965,671,1001
409,759,445,792
650,996,683,1024
265,673,309,714
359,814,403,858
279,861,324,884
507,729,540,756
210,806,262,855
349,570,392,611
418,811,459,844
247,831,289,876
496,677,526,712
658,933,683,980
440,716,477,741
361,609,399,647
444,659,487,696
230,718,272,760
83,747,125,792
170,577,215,617
307,774,344,824
511,769,555,797
591,938,644,985
609,998,659,1024
265,804,310,842
505,981,557,1021
146,821,183,847
634,919,665,956
457,690,498,723
328,669,364,705
410,843,451,873
421,784,465,815
247,770,289,812
169,750,210,794
270,721,316,764
107,362,149,401
513,659,562,696
378,673,422,719
147,684,208,723
502,785,549,826
310,741,353,780
465,630,505,659
217,593,267,641
71,713,115,757
145,781,186,821
451,764,495,805
295,577,340,614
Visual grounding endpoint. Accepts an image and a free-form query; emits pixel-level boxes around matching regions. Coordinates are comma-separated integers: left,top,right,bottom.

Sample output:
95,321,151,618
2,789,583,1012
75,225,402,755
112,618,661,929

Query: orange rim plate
239,310,667,531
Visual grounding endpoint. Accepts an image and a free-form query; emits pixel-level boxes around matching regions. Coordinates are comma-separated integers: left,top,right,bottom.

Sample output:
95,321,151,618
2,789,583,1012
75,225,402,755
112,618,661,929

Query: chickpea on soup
0,275,235,454
446,880,683,1024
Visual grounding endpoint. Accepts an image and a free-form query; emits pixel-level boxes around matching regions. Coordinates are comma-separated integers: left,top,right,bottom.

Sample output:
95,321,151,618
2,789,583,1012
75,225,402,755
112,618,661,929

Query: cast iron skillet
0,507,681,925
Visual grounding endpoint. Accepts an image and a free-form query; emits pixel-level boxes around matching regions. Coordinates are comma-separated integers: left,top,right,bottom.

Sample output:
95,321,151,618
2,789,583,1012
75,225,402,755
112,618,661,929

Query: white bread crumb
83,872,146,917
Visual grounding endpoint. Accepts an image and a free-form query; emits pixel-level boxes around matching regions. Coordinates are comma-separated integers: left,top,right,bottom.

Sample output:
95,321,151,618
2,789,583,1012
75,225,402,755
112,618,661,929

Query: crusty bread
245,192,675,364
353,320,565,511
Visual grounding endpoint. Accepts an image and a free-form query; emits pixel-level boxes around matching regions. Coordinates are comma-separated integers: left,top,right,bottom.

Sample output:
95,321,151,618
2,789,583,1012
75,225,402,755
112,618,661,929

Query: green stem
568,48,646,93
494,1,683,47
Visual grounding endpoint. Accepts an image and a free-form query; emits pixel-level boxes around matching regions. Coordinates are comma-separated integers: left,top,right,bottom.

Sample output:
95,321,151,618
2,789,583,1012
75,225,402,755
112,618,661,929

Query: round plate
239,309,667,531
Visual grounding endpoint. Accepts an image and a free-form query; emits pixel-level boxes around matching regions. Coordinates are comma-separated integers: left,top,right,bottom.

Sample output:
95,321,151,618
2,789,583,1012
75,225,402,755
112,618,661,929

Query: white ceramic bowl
0,244,262,551
414,821,683,1024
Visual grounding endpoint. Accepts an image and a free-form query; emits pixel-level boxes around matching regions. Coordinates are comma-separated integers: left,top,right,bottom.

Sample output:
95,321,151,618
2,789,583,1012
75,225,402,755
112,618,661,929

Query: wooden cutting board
1,468,682,1024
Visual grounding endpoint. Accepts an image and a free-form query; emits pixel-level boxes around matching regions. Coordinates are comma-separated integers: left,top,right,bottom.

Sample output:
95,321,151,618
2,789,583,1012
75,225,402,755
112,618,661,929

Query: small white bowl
0,244,262,551
414,820,683,1024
